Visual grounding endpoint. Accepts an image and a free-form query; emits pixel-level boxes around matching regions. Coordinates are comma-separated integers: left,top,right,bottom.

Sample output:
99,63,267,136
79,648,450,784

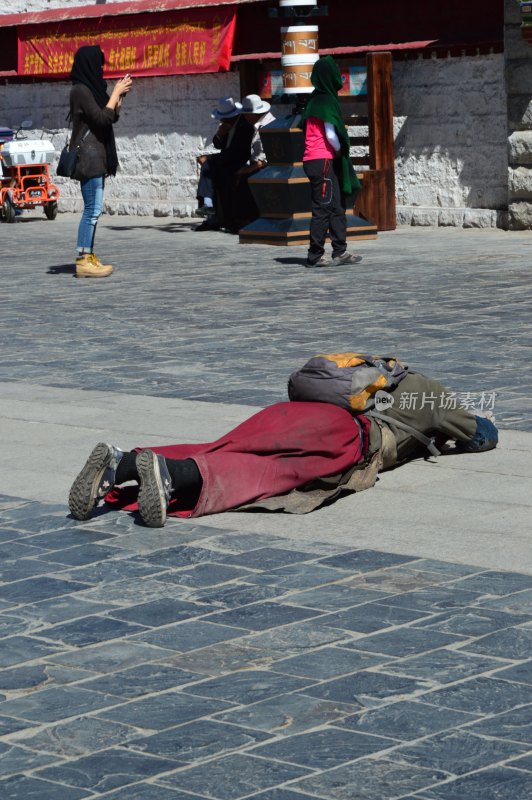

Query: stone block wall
1,0,513,225
2,54,508,224
393,53,508,228
8,0,83,12
505,0,532,229
1,72,241,216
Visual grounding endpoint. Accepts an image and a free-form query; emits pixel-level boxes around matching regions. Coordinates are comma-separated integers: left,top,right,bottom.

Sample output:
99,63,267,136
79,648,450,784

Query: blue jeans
77,175,105,255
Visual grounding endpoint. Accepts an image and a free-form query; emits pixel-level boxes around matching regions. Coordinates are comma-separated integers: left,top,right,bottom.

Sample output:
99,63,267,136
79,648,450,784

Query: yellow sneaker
75,253,113,278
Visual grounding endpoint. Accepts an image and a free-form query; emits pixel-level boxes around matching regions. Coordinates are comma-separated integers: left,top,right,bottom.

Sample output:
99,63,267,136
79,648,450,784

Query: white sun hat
241,94,271,114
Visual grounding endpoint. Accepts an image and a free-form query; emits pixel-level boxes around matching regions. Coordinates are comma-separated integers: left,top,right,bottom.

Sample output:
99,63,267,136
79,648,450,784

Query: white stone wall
393,53,508,227
7,0,94,13
1,0,510,225
505,0,532,230
1,0,241,215
1,72,241,215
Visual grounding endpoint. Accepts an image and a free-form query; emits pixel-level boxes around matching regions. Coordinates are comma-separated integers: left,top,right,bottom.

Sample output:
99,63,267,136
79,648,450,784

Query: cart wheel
44,201,58,221
2,197,16,223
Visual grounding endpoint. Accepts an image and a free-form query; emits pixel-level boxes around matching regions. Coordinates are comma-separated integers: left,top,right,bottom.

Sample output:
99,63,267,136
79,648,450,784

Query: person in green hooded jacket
300,56,362,268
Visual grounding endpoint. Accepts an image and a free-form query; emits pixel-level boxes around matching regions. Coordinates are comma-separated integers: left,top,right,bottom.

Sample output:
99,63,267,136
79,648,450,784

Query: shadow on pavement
2,216,49,224
105,222,199,233
47,264,76,275
274,257,307,267
66,505,149,527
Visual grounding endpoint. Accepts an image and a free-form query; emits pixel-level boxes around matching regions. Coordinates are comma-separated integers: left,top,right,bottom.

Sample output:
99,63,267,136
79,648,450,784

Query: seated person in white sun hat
226,93,276,232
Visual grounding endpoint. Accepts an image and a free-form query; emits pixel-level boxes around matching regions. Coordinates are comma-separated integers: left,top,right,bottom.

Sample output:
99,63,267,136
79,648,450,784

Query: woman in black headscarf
69,45,132,278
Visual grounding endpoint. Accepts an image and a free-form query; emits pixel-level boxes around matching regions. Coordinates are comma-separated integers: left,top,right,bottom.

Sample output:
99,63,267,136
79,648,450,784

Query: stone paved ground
0,214,530,428
0,214,531,798
0,495,531,800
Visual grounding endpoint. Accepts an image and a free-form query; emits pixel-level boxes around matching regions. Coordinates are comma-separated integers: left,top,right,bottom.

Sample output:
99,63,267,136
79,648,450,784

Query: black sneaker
136,450,174,528
196,204,216,218
68,443,123,521
195,220,220,232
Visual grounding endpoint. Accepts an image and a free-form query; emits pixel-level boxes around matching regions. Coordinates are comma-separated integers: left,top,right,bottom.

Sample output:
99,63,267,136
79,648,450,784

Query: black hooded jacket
69,45,119,180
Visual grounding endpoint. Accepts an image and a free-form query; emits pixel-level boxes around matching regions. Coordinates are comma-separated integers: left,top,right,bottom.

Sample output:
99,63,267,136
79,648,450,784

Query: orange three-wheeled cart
0,125,60,223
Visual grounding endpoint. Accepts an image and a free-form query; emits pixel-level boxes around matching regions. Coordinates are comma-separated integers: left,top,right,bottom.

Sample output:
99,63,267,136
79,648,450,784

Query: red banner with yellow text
18,7,236,79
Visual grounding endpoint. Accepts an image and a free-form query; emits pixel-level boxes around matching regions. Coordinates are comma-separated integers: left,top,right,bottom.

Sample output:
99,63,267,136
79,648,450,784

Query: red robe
105,401,370,518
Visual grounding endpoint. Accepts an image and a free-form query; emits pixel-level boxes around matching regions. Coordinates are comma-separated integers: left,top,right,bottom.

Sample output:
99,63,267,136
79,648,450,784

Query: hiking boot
91,253,113,270
136,449,174,528
306,255,330,268
330,251,363,267
75,253,113,278
68,442,124,521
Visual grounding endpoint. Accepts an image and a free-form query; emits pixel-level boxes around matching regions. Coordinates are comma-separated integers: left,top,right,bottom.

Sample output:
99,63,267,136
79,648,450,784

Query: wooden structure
239,117,378,245
352,51,396,231
238,50,395,245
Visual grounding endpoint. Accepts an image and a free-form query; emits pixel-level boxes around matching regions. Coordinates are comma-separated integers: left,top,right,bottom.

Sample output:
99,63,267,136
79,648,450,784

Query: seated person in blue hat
195,96,254,231
195,96,241,220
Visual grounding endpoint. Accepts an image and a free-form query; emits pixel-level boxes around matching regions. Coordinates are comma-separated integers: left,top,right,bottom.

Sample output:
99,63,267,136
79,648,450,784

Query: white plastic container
1,140,55,167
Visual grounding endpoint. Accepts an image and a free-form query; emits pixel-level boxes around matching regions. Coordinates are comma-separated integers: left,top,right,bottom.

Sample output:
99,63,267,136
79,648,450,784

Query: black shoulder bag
56,125,90,179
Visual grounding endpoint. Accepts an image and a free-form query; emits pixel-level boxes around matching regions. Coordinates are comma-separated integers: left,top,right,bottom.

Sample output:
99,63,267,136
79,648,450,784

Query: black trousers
303,158,347,263
230,167,260,231
195,155,238,227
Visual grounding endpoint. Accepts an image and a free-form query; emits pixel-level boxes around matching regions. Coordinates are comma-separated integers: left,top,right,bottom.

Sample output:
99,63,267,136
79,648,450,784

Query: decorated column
239,0,377,245
280,0,319,96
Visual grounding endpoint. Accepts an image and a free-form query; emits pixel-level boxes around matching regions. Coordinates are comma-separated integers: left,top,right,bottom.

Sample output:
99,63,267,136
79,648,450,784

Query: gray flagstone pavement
0,212,530,798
